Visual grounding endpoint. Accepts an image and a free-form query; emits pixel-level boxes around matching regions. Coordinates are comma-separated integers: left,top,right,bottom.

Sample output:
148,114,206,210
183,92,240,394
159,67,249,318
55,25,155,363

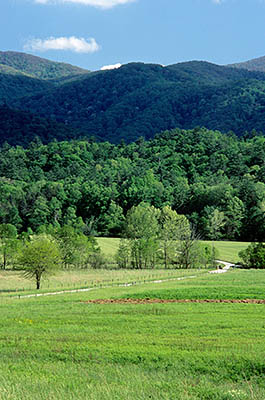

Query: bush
239,242,265,269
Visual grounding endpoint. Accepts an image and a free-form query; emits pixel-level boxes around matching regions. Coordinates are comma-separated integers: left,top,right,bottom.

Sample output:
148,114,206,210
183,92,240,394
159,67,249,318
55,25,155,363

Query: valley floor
0,269,264,399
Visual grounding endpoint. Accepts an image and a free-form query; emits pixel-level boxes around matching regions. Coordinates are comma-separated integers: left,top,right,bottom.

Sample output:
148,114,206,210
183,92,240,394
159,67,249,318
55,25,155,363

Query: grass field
203,241,251,263
96,238,251,263
0,269,265,399
0,239,252,296
0,269,201,296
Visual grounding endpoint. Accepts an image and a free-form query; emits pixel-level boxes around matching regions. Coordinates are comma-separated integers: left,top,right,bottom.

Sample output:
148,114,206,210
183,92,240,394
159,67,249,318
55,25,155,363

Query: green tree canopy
17,235,62,289
239,243,265,269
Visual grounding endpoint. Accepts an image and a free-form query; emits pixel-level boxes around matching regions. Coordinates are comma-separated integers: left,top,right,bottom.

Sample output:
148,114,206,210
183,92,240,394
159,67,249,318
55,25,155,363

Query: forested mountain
229,55,265,73
0,71,53,103
0,105,82,146
11,60,265,143
2,52,265,145
0,128,264,241
0,51,89,80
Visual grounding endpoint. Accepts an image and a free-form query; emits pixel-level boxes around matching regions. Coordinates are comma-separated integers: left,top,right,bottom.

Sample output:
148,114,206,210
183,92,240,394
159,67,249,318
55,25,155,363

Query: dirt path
13,262,235,299
209,260,235,274
83,298,265,305
14,274,200,299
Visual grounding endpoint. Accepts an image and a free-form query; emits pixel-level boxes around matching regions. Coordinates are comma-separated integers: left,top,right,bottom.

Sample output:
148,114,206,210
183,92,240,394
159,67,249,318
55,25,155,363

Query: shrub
239,242,265,269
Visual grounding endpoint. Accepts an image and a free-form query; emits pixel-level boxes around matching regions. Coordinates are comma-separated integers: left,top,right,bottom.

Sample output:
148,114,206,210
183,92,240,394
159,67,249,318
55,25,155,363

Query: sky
1,0,265,71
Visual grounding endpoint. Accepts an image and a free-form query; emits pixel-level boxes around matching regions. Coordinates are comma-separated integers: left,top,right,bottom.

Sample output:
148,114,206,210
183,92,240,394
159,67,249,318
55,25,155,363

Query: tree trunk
3,249,6,270
36,272,41,290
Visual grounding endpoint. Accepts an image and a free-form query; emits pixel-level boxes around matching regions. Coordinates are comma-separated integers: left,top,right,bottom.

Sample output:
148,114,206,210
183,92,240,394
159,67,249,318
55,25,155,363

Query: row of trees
0,204,219,290
1,212,264,291
0,223,100,272
116,204,218,270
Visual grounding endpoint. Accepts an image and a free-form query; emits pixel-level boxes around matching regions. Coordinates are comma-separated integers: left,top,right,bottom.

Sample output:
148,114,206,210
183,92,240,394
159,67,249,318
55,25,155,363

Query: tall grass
0,268,202,296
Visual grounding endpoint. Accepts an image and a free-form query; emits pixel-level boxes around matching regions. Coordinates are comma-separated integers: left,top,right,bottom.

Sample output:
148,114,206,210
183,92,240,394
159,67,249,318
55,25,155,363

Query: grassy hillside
97,238,250,263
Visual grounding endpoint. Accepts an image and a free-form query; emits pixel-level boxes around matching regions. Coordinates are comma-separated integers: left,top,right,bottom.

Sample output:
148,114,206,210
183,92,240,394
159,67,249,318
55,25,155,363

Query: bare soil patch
83,298,265,305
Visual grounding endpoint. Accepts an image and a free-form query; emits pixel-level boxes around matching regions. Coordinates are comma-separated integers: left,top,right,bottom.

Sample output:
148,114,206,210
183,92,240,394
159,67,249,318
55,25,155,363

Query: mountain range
1,51,265,145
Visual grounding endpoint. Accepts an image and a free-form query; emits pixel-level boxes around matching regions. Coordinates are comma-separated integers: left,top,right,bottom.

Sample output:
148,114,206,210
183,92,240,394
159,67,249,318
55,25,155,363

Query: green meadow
0,269,265,400
97,238,251,263
0,269,200,296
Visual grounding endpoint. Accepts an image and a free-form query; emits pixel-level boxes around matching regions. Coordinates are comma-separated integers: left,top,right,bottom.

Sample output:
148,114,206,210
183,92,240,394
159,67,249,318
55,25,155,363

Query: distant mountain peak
228,55,265,73
0,51,89,80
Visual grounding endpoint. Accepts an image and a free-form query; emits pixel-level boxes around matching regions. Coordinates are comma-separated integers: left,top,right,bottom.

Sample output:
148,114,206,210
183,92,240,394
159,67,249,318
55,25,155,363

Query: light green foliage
203,207,226,240
115,238,131,269
16,235,62,289
119,204,207,270
196,243,219,268
224,196,245,239
0,129,264,242
126,203,160,269
126,203,160,239
54,225,99,269
159,206,190,268
177,229,201,269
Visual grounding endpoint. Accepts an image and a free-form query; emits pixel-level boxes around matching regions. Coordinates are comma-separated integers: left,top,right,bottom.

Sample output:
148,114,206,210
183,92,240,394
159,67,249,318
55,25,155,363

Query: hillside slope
0,51,90,103
0,105,82,146
0,72,53,103
0,51,89,80
2,53,265,144
228,55,265,73
13,61,265,142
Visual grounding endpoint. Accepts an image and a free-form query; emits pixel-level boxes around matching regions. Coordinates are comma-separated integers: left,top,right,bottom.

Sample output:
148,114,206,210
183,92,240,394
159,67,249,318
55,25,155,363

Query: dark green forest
0,105,82,146
2,54,265,144
0,127,264,241
0,52,264,244
10,61,265,143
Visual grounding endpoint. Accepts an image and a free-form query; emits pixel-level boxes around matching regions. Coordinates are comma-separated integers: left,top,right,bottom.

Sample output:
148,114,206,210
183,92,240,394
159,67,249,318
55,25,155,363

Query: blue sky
2,0,265,71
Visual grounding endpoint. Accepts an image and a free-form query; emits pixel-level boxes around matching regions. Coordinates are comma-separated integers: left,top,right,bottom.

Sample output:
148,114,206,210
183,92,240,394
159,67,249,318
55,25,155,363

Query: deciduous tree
17,235,62,289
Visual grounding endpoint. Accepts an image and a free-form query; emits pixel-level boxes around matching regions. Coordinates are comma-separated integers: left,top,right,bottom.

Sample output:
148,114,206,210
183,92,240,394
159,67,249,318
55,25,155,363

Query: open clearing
97,237,251,263
0,269,265,399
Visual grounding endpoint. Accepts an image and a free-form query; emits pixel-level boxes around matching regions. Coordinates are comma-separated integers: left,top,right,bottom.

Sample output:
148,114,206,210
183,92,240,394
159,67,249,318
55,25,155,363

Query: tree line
116,203,218,270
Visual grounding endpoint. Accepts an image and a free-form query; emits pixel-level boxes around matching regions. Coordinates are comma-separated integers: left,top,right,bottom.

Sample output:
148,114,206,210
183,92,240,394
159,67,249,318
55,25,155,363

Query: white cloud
24,36,100,53
212,0,223,3
101,63,122,70
34,0,135,9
